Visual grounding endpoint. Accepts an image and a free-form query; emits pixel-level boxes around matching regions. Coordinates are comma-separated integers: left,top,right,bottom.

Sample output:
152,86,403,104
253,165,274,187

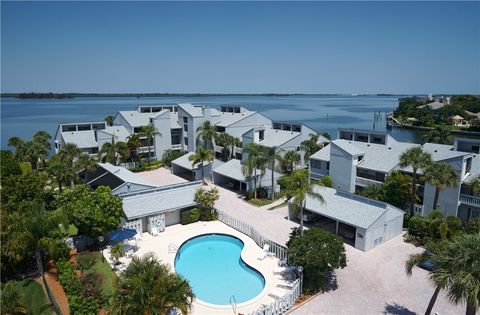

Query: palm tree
300,133,322,161
188,147,214,184
59,143,82,167
112,254,194,315
406,233,480,315
424,163,459,210
33,131,51,169
281,149,301,174
126,134,141,165
399,147,432,216
263,146,283,200
104,115,114,126
0,282,28,314
425,125,453,145
100,136,129,166
282,170,324,235
8,136,44,171
358,185,383,200
215,132,237,161
75,154,98,182
139,125,158,163
196,120,217,150
242,143,267,199
47,155,73,193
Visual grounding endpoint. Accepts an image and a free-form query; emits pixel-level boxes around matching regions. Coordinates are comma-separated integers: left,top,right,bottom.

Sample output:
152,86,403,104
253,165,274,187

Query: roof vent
434,150,438,153
388,147,392,150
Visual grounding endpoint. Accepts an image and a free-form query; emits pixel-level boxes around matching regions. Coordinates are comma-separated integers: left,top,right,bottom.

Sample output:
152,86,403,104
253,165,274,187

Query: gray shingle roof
257,128,301,148
171,152,213,170
212,159,248,182
352,141,418,173
178,103,221,117
422,143,469,162
121,181,202,220
99,126,131,142
98,163,156,187
332,139,365,156
418,101,445,110
214,111,256,127
303,186,404,229
61,130,97,149
310,144,331,161
117,110,163,128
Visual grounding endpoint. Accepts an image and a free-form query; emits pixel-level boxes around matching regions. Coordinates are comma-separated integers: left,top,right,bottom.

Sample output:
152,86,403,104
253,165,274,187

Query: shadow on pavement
383,302,417,315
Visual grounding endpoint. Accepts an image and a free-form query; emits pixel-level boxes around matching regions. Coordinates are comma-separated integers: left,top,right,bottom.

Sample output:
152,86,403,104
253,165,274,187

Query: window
358,155,364,162
259,130,265,141
326,162,330,170
183,117,188,123
184,137,189,146
465,157,472,175
472,145,479,153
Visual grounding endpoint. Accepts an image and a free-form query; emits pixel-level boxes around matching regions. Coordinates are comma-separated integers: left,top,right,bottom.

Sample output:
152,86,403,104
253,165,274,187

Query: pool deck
132,221,289,315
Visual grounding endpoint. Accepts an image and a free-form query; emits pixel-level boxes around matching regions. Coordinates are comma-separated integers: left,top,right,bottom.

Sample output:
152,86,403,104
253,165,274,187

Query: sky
1,1,479,94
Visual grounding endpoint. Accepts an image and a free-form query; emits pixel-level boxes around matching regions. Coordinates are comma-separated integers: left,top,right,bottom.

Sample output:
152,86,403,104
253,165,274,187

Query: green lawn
8,279,53,315
246,198,274,207
268,201,288,210
88,252,117,298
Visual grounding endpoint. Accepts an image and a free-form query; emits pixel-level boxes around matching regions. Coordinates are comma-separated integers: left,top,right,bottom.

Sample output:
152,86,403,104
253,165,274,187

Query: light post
297,265,304,293
98,235,105,262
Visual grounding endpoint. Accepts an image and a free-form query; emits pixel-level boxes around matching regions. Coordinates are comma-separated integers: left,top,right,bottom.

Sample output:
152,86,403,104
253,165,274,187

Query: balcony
355,176,383,187
460,194,480,206
171,144,182,150
138,146,155,154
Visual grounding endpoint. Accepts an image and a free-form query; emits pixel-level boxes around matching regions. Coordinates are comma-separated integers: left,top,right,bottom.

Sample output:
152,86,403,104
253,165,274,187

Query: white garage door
165,210,181,227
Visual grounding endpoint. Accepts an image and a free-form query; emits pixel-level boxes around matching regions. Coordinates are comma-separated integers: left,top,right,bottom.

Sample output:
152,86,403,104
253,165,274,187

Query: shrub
69,295,99,315
256,187,268,199
320,176,333,188
162,150,185,167
465,218,480,234
37,237,70,262
200,209,218,221
56,260,82,296
0,150,21,180
76,252,98,274
408,216,429,240
180,208,200,225
81,272,105,305
446,216,462,238
403,213,411,228
245,191,255,200
428,209,444,220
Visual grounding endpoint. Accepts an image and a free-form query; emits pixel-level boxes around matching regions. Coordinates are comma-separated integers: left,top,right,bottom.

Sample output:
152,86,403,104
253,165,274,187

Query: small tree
287,227,347,293
76,252,98,275
424,162,458,210
194,187,219,221
188,147,214,184
110,244,125,263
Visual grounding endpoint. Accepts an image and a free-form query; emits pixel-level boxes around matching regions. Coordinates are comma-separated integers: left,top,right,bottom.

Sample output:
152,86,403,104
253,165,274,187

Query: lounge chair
268,288,288,299
273,266,295,275
278,257,288,267
257,244,270,260
277,279,299,289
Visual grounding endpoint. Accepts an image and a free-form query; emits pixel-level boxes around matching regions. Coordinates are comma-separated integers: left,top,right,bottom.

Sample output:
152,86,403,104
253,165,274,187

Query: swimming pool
174,234,265,305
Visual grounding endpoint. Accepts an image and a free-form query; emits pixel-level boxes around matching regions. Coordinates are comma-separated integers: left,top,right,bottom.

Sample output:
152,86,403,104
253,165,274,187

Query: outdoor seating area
102,229,144,273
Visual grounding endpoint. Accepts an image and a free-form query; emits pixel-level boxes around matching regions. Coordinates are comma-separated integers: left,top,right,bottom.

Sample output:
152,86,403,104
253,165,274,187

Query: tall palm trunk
201,160,206,185
410,169,417,216
466,300,477,315
148,135,152,164
425,286,440,315
271,159,275,201
252,170,257,199
433,187,440,210
299,201,305,235
57,179,63,193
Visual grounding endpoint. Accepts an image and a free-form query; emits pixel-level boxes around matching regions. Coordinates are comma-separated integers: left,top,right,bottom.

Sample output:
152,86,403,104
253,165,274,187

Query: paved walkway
211,184,298,246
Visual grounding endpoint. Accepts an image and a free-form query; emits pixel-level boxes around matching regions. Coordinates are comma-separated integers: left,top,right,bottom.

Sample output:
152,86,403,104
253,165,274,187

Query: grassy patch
8,279,52,315
88,252,117,299
246,198,273,207
268,201,288,210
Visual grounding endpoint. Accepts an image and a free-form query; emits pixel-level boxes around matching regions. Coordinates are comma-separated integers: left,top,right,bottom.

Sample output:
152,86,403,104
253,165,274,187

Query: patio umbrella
108,229,137,243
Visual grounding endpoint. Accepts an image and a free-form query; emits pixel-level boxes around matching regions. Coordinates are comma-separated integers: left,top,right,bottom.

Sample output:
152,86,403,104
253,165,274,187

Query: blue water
174,234,265,305
1,95,429,151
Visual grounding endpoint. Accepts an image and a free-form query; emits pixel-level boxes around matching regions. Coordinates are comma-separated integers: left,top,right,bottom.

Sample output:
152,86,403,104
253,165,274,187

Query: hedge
180,208,200,225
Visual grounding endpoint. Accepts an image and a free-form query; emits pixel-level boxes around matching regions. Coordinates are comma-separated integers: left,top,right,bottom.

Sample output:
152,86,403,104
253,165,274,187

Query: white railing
138,146,154,154
247,278,302,315
460,194,480,206
171,144,182,150
355,176,383,187
216,210,288,261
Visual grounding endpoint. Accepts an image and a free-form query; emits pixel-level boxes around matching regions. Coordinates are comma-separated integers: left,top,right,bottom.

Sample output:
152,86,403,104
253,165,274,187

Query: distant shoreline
1,92,413,99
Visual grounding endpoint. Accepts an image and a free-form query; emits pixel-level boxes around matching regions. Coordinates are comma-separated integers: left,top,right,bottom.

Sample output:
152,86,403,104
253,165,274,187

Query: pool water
174,234,265,305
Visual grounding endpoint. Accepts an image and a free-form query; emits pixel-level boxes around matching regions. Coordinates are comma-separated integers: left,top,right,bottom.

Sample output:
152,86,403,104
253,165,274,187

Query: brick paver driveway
212,184,465,315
